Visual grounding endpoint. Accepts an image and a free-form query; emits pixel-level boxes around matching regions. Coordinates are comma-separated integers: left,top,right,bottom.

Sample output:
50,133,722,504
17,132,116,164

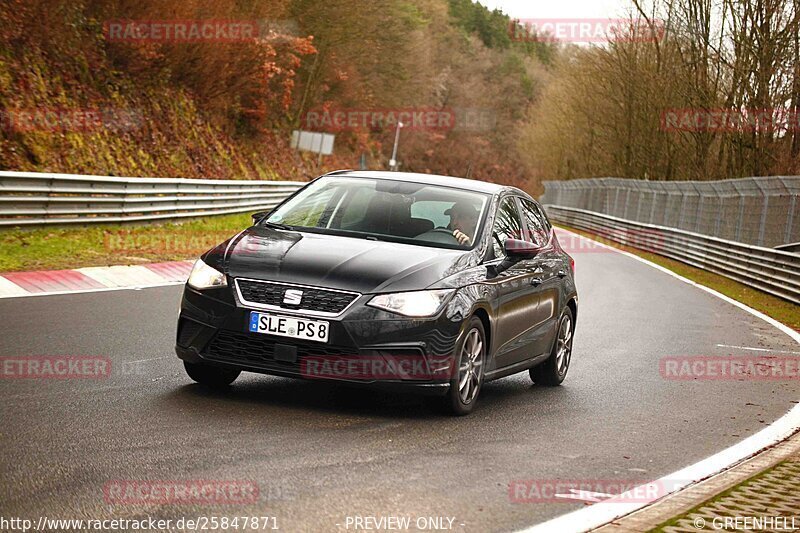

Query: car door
519,198,565,357
485,196,546,369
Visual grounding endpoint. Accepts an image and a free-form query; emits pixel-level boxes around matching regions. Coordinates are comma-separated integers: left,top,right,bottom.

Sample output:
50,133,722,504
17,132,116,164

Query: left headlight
187,259,227,290
367,289,454,318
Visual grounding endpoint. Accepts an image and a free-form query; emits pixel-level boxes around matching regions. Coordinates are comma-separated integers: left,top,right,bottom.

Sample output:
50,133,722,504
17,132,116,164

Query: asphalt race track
1,231,798,532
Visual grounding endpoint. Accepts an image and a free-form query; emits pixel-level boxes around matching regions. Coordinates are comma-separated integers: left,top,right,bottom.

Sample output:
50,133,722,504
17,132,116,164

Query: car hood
218,226,478,294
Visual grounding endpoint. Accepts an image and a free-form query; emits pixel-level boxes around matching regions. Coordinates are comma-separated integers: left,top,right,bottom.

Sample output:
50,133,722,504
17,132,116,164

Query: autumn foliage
0,0,554,189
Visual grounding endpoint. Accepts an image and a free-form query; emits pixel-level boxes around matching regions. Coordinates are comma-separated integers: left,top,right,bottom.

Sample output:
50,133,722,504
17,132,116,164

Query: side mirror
251,211,270,225
488,239,544,278
504,239,543,259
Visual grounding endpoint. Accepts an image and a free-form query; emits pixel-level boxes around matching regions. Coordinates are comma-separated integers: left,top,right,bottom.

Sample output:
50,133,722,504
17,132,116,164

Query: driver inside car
445,201,479,246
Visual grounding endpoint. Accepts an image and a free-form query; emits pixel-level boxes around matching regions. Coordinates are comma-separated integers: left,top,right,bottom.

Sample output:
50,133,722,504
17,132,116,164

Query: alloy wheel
555,315,573,376
458,328,484,404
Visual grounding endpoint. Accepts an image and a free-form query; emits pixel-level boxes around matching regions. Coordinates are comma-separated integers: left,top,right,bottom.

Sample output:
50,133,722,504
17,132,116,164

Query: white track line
716,344,800,355
520,228,800,533
125,356,171,364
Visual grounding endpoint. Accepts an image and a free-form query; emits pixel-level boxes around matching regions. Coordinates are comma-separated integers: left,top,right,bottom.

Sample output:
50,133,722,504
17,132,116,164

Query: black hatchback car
176,171,578,414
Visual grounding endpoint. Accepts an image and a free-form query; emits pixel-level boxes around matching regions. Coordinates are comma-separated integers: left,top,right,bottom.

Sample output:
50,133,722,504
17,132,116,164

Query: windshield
265,177,490,250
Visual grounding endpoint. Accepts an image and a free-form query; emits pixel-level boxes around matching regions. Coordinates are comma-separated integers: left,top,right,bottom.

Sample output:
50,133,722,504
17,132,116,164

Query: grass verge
0,213,253,272
557,224,800,331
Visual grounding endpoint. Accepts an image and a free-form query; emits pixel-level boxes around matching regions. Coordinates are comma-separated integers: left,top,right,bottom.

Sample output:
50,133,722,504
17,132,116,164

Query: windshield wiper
262,221,293,231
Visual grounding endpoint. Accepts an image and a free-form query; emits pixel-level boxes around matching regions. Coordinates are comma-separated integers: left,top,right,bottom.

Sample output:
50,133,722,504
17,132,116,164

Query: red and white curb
0,261,193,298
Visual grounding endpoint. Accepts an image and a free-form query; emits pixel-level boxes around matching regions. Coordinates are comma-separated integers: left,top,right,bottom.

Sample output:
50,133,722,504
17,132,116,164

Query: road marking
520,228,800,533
716,344,800,355
126,356,170,364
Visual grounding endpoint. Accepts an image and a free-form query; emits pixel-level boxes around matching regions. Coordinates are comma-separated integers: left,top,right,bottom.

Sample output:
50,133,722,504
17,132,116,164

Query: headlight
367,289,454,318
187,259,227,290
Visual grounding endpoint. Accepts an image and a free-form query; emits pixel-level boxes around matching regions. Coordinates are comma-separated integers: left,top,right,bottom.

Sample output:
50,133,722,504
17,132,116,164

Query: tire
433,316,487,416
184,361,240,387
530,307,574,386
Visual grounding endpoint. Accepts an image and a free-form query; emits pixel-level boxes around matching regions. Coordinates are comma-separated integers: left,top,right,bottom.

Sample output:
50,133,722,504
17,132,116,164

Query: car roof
323,170,524,196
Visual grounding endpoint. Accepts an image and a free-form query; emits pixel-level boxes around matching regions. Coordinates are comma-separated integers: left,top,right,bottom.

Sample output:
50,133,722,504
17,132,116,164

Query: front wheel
530,307,574,386
184,361,240,388
433,316,486,416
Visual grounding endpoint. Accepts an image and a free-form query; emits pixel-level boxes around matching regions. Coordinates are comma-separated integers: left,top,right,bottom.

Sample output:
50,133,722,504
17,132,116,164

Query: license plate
248,311,329,343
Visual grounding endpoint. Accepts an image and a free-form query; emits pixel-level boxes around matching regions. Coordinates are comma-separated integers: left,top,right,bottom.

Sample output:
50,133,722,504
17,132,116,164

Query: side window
491,197,524,258
519,199,550,246
534,202,553,232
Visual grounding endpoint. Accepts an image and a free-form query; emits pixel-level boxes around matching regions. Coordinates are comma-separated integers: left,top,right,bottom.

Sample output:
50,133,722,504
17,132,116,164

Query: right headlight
366,289,454,318
187,259,227,290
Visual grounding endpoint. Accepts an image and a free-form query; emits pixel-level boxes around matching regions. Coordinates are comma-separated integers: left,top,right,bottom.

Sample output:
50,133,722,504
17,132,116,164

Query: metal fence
0,171,305,227
545,205,800,305
541,177,800,248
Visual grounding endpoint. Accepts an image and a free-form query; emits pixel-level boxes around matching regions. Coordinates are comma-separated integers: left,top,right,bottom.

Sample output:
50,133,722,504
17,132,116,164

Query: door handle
530,277,544,287
557,269,567,278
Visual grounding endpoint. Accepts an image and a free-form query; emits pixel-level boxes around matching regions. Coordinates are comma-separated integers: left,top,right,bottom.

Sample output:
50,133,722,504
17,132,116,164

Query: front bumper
175,284,464,395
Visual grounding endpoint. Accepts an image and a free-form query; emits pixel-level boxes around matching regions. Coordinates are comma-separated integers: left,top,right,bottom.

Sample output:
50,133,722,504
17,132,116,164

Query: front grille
203,330,443,382
203,330,354,370
236,279,358,315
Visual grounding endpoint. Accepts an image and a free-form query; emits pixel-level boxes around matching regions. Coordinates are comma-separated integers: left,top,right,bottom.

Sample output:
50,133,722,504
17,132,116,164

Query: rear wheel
530,307,574,386
184,361,240,387
434,316,486,416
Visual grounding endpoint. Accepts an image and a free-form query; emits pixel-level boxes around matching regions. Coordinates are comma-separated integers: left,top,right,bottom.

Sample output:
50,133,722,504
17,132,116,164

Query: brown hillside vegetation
0,0,553,189
3,0,796,186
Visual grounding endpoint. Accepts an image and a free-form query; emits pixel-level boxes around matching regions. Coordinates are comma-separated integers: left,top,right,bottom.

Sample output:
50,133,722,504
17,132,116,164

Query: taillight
569,255,575,274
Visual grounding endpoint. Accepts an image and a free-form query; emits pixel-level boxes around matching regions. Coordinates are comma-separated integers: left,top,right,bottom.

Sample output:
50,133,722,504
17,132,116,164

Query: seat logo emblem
283,289,303,305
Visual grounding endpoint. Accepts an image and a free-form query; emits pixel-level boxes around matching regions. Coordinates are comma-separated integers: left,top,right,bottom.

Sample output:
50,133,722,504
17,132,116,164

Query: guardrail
541,176,800,248
545,205,800,305
0,171,306,227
